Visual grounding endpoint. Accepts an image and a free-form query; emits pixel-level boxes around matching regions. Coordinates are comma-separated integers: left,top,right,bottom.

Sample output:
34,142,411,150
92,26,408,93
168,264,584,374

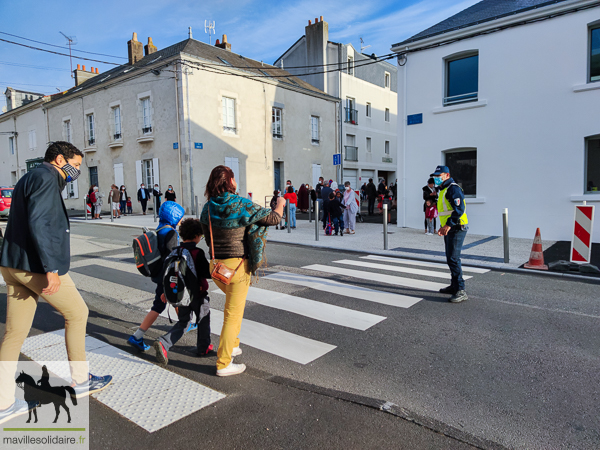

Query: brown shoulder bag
208,208,245,285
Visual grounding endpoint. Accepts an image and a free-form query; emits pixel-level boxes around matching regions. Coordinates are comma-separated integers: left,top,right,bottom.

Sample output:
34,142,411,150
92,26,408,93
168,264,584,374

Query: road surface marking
302,264,448,292
212,287,386,331
21,329,225,433
264,271,422,308
333,259,472,280
361,255,490,274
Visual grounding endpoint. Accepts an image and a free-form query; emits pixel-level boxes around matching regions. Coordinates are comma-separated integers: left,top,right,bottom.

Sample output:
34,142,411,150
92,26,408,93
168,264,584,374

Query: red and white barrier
570,204,595,263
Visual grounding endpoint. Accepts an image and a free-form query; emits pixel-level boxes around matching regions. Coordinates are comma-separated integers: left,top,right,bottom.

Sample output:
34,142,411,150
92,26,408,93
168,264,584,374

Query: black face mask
62,163,81,182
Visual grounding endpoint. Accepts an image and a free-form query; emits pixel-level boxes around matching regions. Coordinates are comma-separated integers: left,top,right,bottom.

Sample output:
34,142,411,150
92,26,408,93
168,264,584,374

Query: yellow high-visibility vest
438,183,468,227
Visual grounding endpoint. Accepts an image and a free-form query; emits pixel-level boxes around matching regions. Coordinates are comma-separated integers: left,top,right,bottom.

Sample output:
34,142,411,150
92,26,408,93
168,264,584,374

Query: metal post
287,200,291,234
153,196,157,223
383,203,388,250
195,196,199,219
309,200,312,223
110,204,114,222
315,201,319,241
503,208,509,263
85,199,88,220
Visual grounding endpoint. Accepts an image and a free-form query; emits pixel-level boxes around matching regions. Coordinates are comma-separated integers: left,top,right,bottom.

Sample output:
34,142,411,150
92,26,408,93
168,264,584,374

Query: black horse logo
15,366,78,423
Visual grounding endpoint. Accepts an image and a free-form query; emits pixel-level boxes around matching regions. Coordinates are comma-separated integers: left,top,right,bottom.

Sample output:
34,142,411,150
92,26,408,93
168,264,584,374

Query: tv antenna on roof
360,37,371,54
60,31,77,77
205,20,216,45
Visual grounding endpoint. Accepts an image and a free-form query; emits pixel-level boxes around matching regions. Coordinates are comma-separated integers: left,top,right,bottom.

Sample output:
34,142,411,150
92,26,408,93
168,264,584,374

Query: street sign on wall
195,143,203,149
333,154,341,166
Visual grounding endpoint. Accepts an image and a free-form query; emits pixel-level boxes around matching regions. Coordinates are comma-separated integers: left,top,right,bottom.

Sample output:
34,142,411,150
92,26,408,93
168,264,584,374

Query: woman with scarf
200,166,284,377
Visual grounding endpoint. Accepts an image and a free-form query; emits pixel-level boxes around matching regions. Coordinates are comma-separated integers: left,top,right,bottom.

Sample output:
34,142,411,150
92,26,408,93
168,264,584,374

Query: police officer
431,165,469,303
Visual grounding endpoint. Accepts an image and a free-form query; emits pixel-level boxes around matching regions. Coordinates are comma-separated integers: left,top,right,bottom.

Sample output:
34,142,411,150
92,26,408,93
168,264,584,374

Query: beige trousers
0,268,89,408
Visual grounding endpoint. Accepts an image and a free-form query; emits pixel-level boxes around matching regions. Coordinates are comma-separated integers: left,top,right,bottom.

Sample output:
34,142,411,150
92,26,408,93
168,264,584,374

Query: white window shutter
62,186,68,200
135,160,143,187
152,158,160,188
224,157,239,190
114,163,124,187
72,179,79,199
227,99,235,128
222,98,227,126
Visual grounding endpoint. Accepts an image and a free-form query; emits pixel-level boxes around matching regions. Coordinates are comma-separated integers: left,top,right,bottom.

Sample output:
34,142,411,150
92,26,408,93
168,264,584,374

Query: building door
343,169,358,190
89,167,98,188
311,163,321,189
274,161,281,192
361,169,374,184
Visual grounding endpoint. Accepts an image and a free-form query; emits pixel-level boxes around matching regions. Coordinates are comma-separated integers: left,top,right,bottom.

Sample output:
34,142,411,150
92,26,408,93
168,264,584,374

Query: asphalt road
2,222,599,449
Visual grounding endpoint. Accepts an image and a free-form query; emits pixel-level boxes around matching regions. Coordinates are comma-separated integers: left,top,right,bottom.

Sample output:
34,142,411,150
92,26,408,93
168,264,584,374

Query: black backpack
132,226,172,277
162,246,202,307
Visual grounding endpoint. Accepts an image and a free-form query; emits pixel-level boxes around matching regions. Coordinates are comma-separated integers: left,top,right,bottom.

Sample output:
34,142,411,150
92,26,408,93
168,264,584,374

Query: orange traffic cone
524,228,548,270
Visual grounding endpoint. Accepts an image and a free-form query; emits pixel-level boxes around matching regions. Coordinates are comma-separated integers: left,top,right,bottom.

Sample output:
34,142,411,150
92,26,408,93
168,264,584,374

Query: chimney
305,17,328,92
145,37,157,56
73,65,99,87
128,32,144,65
215,34,231,51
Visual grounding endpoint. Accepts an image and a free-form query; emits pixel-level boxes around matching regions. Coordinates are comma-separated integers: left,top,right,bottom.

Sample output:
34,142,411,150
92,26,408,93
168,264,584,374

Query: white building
392,0,600,242
276,17,398,191
1,32,339,212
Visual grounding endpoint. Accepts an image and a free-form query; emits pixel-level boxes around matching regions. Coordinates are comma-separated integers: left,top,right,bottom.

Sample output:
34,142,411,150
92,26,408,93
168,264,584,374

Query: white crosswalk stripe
333,259,473,280
213,287,387,331
302,264,448,292
361,255,490,274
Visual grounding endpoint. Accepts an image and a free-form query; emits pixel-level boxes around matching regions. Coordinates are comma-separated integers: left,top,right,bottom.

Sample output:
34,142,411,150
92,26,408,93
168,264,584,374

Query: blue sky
0,0,479,109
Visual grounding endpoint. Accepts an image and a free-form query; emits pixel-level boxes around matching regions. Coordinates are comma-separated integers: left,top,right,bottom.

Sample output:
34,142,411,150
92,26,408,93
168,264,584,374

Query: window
444,149,477,197
311,116,319,144
87,114,95,145
272,108,282,139
143,159,154,187
89,166,98,187
8,136,14,155
591,26,600,82
385,108,390,122
445,53,479,105
113,106,122,140
345,97,358,125
63,120,72,143
384,72,390,88
366,102,371,117
347,56,354,76
366,137,371,153
11,171,17,185
586,137,600,193
28,129,36,150
222,97,236,133
142,98,152,133
385,141,390,154
345,134,357,161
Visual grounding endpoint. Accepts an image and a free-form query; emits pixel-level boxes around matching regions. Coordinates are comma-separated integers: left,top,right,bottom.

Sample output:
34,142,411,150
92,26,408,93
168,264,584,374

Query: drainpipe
338,43,343,185
174,62,183,208
185,66,194,214
13,116,20,180
401,49,408,228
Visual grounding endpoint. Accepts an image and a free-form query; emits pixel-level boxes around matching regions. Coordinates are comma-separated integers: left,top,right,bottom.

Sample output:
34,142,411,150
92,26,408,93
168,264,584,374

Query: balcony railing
113,132,122,140
88,138,95,146
344,107,358,125
344,146,358,161
142,126,153,134
272,132,283,139
311,138,320,144
443,92,478,106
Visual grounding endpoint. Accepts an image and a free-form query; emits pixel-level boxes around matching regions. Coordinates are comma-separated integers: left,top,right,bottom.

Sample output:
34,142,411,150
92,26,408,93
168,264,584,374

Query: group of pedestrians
313,178,358,236
86,183,178,219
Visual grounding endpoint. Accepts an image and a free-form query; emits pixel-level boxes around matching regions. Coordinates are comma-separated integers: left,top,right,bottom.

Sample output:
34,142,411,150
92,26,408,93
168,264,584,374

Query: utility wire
0,31,127,59
0,60,71,72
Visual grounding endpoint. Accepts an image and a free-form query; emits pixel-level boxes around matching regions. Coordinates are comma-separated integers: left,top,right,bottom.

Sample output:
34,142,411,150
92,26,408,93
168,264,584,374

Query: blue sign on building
194,143,203,149
173,143,179,149
333,154,341,166
407,113,423,125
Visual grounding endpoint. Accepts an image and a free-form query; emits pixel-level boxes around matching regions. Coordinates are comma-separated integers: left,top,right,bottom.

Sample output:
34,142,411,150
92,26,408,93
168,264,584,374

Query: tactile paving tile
93,366,183,408
87,350,156,383
85,336,111,351
21,329,66,353
118,382,226,432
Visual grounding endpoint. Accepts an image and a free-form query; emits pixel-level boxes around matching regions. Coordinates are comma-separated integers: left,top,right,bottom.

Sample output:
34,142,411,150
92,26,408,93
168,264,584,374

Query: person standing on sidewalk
0,141,112,425
431,165,469,303
422,178,438,234
165,185,177,202
153,184,162,211
366,178,377,216
342,181,358,234
315,177,324,220
110,184,121,219
200,165,284,377
321,181,333,229
137,183,150,215
119,185,128,216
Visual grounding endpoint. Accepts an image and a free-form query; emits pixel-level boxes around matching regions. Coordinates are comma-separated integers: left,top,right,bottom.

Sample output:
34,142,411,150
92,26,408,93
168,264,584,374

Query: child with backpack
153,218,213,366
327,191,346,236
128,201,186,352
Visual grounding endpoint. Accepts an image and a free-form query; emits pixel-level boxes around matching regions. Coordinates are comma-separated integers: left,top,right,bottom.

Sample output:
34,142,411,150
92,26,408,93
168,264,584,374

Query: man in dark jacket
320,181,333,229
366,178,377,215
152,184,162,211
0,141,112,423
137,183,150,215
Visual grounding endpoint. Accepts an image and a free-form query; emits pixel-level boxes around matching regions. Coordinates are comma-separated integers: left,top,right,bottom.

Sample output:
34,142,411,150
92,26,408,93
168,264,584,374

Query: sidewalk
70,213,542,271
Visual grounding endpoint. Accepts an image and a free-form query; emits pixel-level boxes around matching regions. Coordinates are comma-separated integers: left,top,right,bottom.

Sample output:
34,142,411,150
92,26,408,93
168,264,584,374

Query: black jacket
422,185,438,203
137,188,150,202
0,162,71,275
327,198,346,218
366,182,377,199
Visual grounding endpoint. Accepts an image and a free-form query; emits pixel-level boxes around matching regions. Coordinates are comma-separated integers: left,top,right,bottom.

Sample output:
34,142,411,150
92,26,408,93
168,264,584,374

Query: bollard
153,196,158,223
503,208,509,263
287,200,291,234
110,205,114,223
85,199,89,220
309,202,312,223
195,196,199,219
315,201,319,241
383,203,388,250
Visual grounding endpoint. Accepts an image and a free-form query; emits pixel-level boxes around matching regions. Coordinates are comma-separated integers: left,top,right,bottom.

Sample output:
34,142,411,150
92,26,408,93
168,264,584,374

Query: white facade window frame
385,140,390,154
272,107,283,139
311,115,320,145
384,72,390,89
220,91,240,137
385,108,390,122
9,136,15,155
366,102,371,118
62,116,72,143
585,135,600,194
589,20,600,83
347,56,354,76
366,137,372,153
443,147,478,198
137,91,153,135
85,109,96,147
143,159,155,187
27,127,36,151
109,100,122,141
443,50,479,106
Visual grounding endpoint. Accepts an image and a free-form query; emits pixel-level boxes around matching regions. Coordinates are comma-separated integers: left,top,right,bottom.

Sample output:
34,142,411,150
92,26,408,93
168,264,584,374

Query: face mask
62,163,81,182
433,176,443,186
345,186,351,190
141,185,145,188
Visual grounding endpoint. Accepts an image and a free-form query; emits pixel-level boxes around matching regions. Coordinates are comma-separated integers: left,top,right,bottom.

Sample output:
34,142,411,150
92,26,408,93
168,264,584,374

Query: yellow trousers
210,258,251,370
0,268,89,408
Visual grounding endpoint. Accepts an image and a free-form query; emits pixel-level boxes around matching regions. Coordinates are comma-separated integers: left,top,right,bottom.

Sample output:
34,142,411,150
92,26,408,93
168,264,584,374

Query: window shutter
62,185,68,199
135,160,143,187
222,98,227,127
72,179,79,199
227,98,235,128
152,158,160,188
114,163,124,187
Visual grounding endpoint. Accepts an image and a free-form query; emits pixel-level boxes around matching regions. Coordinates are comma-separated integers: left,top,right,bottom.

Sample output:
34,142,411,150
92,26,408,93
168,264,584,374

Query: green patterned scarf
200,192,271,275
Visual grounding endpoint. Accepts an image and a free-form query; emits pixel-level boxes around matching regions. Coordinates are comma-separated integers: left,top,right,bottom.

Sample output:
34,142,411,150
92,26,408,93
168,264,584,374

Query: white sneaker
349,230,355,235
0,399,39,425
216,362,246,377
232,346,242,357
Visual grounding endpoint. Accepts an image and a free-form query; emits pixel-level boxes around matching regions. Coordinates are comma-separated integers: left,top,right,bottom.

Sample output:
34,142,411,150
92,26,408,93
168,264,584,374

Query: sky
0,0,480,110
